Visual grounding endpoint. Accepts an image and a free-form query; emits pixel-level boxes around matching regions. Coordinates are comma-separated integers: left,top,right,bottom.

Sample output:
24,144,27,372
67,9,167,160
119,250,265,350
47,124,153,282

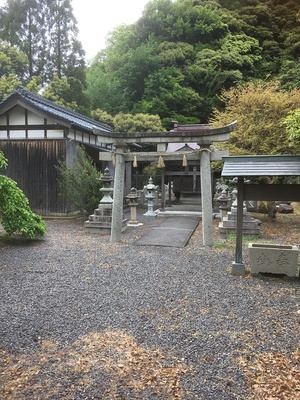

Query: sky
72,0,150,60
0,0,150,61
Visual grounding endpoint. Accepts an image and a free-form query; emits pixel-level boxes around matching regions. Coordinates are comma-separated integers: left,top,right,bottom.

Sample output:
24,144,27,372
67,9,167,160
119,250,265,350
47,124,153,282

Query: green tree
86,55,126,115
0,0,48,78
134,66,203,127
211,81,300,155
89,0,299,120
283,109,300,146
0,150,46,239
0,0,87,108
221,0,300,83
0,38,29,80
56,146,102,215
113,113,164,132
91,108,114,127
0,39,41,98
86,0,266,123
44,0,87,109
42,74,77,110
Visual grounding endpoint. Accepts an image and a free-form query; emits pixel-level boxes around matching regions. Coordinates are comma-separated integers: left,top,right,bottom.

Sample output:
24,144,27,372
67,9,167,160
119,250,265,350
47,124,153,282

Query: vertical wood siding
0,140,70,215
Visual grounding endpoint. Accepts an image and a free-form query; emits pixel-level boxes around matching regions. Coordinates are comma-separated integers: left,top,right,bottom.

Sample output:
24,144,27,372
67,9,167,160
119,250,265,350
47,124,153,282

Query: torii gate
94,121,237,245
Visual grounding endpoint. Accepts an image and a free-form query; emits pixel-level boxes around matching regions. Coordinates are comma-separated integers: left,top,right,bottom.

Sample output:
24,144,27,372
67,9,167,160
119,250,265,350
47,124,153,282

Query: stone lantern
143,177,157,216
99,167,114,207
126,187,143,226
218,189,230,221
85,167,122,233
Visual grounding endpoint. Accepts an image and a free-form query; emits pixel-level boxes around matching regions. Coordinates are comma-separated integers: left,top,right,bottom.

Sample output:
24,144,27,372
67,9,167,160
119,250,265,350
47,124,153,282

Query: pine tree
44,0,85,81
0,0,86,108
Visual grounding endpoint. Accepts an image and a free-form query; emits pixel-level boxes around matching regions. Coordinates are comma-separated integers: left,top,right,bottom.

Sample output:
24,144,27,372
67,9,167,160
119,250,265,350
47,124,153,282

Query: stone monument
218,198,260,236
85,167,126,233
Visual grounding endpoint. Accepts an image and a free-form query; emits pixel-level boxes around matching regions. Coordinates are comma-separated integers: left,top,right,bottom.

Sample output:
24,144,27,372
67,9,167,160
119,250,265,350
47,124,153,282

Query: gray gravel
0,210,299,399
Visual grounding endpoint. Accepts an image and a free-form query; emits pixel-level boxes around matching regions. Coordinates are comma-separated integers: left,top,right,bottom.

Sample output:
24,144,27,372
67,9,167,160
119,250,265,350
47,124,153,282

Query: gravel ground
0,209,299,399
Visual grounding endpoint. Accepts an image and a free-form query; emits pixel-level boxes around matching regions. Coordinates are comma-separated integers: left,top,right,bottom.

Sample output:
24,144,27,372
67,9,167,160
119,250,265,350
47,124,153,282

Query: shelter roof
0,88,113,134
221,155,300,177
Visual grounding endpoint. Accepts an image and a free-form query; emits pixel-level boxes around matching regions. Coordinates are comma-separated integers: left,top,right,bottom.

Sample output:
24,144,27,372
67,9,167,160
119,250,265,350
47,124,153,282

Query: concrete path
134,216,200,247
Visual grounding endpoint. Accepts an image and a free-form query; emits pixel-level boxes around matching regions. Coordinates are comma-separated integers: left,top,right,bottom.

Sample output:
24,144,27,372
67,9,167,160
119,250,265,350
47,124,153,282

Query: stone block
249,243,299,277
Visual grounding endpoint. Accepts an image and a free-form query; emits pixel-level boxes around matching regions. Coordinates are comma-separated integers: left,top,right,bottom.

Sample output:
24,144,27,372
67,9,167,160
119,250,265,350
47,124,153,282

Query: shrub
56,145,102,215
0,151,46,239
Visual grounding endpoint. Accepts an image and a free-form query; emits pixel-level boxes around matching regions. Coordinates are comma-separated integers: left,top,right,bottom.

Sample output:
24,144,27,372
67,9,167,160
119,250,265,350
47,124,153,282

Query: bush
56,146,102,215
0,152,46,239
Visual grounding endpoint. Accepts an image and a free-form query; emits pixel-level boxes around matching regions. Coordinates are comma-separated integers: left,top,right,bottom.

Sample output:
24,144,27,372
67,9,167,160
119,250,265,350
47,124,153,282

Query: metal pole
235,177,244,264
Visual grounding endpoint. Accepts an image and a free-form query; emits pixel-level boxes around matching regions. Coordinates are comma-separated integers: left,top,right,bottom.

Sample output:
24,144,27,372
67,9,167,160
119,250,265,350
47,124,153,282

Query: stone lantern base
84,205,127,234
84,205,112,234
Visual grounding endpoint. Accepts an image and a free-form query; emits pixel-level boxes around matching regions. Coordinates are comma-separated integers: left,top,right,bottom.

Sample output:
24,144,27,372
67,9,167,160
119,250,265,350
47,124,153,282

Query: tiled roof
0,88,113,133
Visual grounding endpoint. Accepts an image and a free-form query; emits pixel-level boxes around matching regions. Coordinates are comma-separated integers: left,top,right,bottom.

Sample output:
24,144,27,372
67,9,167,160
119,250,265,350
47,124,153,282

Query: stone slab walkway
134,216,200,247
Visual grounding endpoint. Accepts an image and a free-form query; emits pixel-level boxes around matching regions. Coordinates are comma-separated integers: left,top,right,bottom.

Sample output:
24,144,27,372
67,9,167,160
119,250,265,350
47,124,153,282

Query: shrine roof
167,143,200,152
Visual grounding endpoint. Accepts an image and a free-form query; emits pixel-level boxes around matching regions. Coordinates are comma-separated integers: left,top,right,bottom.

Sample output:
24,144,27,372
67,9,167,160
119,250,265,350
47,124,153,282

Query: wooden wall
0,140,76,215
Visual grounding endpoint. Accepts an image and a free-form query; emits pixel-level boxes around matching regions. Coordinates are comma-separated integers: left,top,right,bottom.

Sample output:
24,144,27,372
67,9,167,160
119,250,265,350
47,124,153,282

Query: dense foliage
0,151,46,238
92,109,164,133
86,0,299,128
284,109,300,146
56,146,102,215
210,81,300,155
0,0,86,110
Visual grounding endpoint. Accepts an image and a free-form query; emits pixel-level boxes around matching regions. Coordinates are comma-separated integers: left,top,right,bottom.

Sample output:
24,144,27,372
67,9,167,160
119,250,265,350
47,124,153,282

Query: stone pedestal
231,261,245,277
218,199,260,236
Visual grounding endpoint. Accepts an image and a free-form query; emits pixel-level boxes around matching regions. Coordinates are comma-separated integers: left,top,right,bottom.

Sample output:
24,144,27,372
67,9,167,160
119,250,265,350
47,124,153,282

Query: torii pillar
111,145,127,243
200,146,213,246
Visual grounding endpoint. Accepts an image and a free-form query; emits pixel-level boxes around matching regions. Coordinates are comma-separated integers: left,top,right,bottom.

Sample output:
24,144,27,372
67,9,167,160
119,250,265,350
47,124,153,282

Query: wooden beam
243,184,300,201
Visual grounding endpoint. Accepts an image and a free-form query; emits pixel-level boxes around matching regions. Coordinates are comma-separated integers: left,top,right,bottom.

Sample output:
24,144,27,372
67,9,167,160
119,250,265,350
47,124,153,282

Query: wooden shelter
221,155,300,275
0,88,112,215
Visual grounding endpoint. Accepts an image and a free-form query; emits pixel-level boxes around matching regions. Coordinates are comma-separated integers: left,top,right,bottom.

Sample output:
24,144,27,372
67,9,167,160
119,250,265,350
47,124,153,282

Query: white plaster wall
83,133,90,143
10,131,26,139
47,130,64,139
27,110,44,124
0,131,8,139
28,130,45,139
9,105,25,124
68,130,75,140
